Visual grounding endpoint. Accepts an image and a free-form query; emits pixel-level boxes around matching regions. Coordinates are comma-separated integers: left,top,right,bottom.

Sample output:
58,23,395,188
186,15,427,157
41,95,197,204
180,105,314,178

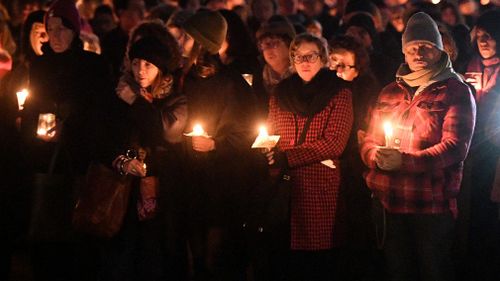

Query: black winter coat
21,43,113,175
182,64,259,226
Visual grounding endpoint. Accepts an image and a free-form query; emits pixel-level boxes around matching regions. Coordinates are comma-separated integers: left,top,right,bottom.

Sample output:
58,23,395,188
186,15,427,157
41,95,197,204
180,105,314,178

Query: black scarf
276,68,348,117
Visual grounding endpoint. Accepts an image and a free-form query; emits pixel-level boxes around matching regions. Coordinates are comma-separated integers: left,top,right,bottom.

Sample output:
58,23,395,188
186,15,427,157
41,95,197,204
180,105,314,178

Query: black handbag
243,115,313,236
28,143,76,242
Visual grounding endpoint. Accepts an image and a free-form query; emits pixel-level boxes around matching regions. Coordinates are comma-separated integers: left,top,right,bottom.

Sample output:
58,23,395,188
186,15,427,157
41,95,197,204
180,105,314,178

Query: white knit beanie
402,12,443,52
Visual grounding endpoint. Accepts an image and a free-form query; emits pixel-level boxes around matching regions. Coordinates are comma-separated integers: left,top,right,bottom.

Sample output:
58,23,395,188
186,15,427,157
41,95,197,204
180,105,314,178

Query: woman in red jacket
265,33,353,281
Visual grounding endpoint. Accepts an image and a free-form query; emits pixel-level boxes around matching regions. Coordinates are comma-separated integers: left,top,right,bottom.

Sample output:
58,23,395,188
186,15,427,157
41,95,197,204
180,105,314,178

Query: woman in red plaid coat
265,33,353,280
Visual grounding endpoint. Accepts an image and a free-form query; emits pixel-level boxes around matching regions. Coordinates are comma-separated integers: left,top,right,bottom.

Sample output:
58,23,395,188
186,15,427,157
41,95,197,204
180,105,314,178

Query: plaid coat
267,73,353,250
360,77,476,217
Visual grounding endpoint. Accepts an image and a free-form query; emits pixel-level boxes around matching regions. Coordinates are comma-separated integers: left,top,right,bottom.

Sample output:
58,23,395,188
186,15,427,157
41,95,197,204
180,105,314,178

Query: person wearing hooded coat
179,10,259,281
0,10,47,280
463,9,500,281
19,0,113,280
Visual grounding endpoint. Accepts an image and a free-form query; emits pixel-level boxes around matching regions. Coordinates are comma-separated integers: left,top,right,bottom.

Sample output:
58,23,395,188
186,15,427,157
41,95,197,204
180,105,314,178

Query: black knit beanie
129,36,172,73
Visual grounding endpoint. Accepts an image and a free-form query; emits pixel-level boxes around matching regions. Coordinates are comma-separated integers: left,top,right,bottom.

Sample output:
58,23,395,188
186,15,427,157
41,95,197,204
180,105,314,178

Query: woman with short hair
265,33,353,280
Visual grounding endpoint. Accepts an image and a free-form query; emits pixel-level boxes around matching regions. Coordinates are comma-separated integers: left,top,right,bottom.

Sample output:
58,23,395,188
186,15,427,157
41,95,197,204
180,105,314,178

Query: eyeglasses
331,62,356,70
292,52,320,64
258,39,282,51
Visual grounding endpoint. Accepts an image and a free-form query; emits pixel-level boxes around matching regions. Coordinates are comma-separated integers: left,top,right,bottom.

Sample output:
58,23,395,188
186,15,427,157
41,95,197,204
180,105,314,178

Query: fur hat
129,36,172,73
402,12,443,51
46,0,81,35
183,10,227,55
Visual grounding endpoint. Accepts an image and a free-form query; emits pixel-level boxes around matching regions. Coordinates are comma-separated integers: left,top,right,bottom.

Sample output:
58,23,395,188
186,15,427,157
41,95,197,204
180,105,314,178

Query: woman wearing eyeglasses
252,16,296,119
265,33,353,280
328,35,381,279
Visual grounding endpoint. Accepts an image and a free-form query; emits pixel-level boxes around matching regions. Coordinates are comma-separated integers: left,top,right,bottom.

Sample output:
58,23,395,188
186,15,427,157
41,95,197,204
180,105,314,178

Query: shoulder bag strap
294,114,314,146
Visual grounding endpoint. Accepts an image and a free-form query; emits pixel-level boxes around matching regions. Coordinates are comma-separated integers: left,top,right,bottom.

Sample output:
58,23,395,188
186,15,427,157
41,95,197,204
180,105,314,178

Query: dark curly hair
329,35,370,75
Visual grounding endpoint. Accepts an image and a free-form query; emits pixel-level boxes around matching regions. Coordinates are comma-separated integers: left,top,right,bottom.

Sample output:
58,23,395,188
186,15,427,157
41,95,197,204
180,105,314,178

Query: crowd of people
0,0,499,281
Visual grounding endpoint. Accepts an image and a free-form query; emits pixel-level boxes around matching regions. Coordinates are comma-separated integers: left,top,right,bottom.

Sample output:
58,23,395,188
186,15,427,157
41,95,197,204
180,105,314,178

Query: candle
16,89,29,110
37,113,56,138
383,121,393,148
242,74,253,86
251,125,280,149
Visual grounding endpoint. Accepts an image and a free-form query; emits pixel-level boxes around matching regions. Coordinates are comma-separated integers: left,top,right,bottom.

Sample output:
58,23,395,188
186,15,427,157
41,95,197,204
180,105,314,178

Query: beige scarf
116,72,174,105
396,53,462,96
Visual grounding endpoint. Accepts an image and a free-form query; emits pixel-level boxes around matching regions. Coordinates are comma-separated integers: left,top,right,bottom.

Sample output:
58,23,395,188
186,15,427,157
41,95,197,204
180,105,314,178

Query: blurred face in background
46,17,74,53
119,7,144,33
300,0,323,18
306,20,323,38
330,48,359,81
292,41,323,82
132,58,159,88
441,7,457,26
30,22,48,55
169,26,194,57
252,0,275,23
476,28,497,59
259,36,290,73
346,26,372,49
389,7,405,32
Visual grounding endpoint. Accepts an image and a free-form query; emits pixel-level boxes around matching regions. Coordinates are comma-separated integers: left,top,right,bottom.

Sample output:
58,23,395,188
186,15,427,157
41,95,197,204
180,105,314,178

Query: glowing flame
383,121,394,148
16,89,29,110
383,121,393,138
258,126,268,137
431,0,441,4
193,124,205,136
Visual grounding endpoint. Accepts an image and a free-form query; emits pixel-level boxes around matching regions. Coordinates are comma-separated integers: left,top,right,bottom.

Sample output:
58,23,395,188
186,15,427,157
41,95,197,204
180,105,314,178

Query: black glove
270,148,288,169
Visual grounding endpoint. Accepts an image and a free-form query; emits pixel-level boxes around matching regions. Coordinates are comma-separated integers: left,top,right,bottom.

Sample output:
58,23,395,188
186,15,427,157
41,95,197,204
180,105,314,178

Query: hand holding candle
252,125,280,149
36,113,57,141
376,148,402,171
377,121,401,171
16,89,29,110
184,124,215,152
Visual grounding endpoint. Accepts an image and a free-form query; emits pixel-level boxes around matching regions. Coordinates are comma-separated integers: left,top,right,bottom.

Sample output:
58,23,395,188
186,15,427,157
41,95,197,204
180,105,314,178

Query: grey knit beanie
402,12,443,52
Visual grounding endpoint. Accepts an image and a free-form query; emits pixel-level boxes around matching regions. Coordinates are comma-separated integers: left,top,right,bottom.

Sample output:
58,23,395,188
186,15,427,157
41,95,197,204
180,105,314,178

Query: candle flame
37,128,47,136
258,126,268,137
16,89,29,110
193,124,205,136
383,121,393,138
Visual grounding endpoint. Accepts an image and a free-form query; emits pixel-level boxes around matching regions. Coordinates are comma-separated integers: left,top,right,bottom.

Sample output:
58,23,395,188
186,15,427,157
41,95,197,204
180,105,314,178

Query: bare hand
123,159,147,177
264,149,275,165
192,136,215,152
376,147,402,171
